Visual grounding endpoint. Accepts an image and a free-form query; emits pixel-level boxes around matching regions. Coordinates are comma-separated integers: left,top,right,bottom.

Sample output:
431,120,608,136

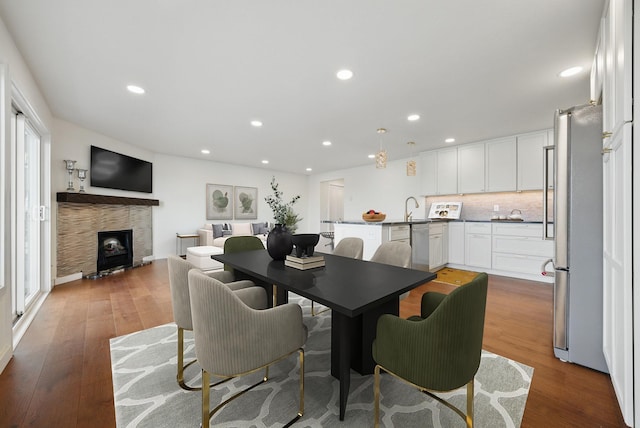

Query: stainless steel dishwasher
411,223,430,271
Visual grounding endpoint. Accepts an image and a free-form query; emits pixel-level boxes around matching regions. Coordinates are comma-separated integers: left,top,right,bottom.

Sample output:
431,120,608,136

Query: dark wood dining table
212,249,436,421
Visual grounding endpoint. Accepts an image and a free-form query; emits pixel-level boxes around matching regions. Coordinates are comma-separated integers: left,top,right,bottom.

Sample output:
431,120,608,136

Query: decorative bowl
362,213,386,222
291,233,320,257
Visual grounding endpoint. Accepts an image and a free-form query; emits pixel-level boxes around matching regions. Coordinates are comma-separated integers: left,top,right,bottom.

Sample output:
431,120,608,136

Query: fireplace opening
97,229,133,273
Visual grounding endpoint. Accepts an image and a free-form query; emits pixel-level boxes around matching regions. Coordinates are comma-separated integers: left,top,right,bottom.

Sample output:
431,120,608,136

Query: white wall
306,158,425,229
152,154,308,259
51,119,309,266
0,15,54,372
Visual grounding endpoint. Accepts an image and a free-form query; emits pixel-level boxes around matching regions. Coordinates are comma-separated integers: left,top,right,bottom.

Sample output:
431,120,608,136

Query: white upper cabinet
517,131,548,191
419,151,437,195
602,0,632,139
420,148,457,195
458,143,485,193
437,148,458,195
486,137,517,192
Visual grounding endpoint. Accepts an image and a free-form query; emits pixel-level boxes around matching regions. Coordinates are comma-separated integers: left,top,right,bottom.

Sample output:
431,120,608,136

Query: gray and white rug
110,297,533,427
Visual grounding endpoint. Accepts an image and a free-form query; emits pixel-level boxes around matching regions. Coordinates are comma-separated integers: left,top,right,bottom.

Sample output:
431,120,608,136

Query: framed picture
234,186,258,219
206,184,233,220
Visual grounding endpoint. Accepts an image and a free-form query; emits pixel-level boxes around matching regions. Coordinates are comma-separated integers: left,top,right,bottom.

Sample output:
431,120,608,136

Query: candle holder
64,160,77,191
77,168,88,193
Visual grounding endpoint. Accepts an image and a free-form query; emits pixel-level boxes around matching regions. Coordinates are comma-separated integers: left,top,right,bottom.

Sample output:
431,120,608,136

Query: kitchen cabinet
420,148,457,195
448,222,465,265
517,131,548,191
486,137,517,192
465,222,491,269
491,223,553,276
428,222,447,271
457,143,485,193
333,223,382,260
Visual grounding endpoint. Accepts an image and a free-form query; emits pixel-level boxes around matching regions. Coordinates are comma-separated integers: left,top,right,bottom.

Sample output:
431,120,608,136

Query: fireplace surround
56,192,158,279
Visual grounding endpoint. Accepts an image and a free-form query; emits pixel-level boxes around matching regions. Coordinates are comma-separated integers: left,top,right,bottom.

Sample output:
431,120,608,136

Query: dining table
212,249,436,421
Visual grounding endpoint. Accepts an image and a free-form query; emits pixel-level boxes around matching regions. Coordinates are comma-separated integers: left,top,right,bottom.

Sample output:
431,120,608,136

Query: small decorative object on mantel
77,168,88,193
284,254,325,270
265,176,302,260
64,160,77,191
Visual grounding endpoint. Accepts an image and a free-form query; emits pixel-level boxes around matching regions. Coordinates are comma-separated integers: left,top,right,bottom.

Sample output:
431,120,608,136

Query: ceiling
0,0,605,175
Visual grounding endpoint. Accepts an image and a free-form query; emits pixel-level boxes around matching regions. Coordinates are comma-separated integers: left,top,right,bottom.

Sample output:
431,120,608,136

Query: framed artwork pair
206,184,258,220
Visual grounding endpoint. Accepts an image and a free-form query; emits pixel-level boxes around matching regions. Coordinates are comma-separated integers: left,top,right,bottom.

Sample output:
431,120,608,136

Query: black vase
266,224,293,260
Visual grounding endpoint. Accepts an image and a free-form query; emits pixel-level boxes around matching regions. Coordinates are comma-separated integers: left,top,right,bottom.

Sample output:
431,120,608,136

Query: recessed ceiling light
336,69,354,80
201,149,210,154
126,85,145,94
445,138,456,143
559,66,583,77
368,154,375,159
306,167,312,172
251,120,263,127
261,160,269,164
322,141,332,146
407,114,420,121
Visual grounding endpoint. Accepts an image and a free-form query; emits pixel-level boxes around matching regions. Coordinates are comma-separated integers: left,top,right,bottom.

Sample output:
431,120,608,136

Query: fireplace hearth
97,229,133,274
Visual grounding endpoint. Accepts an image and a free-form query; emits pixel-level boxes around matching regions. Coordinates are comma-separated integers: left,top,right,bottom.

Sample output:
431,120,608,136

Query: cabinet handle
602,148,612,154
602,131,612,139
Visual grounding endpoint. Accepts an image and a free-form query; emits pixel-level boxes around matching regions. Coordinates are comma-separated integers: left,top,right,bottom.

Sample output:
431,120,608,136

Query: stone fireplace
56,192,159,278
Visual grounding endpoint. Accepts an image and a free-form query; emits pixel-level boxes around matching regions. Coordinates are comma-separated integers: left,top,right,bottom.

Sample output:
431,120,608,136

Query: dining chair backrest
333,237,364,259
370,241,412,268
167,254,197,330
223,236,265,272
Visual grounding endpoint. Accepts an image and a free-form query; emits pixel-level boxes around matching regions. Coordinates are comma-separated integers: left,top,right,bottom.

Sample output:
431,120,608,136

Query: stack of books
284,254,326,270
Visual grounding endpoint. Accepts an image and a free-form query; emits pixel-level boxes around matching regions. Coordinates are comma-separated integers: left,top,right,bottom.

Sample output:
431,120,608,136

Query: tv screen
90,146,153,193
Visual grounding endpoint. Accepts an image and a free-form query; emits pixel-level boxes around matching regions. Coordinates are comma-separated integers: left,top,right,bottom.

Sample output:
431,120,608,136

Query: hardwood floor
0,260,626,427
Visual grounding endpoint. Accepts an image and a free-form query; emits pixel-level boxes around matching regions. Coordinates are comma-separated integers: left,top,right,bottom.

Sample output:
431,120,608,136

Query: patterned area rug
111,296,533,427
434,267,481,286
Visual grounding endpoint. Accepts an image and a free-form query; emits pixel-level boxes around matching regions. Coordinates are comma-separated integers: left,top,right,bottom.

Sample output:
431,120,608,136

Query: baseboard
0,342,12,374
445,263,553,284
54,272,83,285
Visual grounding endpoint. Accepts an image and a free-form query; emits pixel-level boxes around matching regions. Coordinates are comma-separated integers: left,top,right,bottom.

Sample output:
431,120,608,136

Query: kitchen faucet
404,196,419,222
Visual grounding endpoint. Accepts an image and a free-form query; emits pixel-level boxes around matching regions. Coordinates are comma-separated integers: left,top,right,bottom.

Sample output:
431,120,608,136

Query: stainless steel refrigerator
542,103,608,373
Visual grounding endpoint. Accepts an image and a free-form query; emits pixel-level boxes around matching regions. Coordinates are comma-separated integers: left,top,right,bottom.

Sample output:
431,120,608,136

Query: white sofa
198,222,269,249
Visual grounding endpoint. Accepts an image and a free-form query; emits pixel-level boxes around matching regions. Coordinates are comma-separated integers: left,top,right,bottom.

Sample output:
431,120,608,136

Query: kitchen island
325,220,445,271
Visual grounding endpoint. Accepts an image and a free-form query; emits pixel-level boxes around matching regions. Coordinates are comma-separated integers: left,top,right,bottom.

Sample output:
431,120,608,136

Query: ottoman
186,246,224,271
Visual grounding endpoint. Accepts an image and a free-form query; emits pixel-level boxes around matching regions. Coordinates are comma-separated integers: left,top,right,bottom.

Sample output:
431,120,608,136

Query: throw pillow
252,222,269,235
232,222,252,236
222,230,233,236
212,224,224,238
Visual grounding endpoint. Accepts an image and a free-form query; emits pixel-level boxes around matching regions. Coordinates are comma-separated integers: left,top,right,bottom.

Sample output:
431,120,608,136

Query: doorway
319,179,344,232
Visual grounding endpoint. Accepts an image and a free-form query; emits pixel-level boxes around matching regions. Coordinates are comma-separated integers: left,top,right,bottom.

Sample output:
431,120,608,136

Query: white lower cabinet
428,223,448,270
465,223,492,268
448,222,465,264
491,223,553,278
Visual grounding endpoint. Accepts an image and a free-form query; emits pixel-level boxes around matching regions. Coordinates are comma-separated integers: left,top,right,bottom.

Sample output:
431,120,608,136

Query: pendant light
375,128,387,169
406,141,416,176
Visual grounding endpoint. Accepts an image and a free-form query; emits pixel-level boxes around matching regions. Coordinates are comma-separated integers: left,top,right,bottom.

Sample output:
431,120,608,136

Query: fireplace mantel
56,192,159,206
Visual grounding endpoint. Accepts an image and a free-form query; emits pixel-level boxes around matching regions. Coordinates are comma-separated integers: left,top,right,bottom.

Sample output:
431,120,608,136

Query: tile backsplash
425,190,550,222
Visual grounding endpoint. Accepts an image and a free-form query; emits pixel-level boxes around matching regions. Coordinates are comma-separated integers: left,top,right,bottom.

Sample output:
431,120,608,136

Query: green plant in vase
264,176,302,233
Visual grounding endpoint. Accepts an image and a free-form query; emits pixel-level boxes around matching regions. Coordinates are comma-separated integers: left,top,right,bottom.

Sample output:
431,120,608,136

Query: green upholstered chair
166,254,265,391
217,235,266,279
187,269,307,427
372,272,489,428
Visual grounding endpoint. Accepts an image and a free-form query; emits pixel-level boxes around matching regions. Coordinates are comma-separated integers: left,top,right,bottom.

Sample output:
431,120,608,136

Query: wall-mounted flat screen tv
90,146,153,193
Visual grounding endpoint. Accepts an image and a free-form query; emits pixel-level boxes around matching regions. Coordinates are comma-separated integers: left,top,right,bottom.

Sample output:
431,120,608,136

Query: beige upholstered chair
167,255,264,391
370,241,413,299
310,237,365,315
188,270,307,427
333,237,364,259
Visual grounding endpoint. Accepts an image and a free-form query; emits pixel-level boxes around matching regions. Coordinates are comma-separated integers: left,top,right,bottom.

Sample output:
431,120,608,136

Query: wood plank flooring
0,260,627,427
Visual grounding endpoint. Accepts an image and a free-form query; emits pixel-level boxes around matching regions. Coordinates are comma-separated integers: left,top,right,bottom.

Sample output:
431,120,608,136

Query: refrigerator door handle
542,145,555,240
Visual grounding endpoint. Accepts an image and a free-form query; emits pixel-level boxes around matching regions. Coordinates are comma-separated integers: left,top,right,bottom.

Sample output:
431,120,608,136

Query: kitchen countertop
323,219,545,225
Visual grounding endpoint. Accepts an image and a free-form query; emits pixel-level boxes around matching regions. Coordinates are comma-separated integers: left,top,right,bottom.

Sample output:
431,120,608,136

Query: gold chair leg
374,365,381,428
177,327,229,391
204,349,304,427
202,370,210,428
466,379,474,428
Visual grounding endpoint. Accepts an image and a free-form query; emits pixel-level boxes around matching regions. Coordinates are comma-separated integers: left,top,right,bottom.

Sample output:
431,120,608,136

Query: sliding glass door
13,112,42,318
